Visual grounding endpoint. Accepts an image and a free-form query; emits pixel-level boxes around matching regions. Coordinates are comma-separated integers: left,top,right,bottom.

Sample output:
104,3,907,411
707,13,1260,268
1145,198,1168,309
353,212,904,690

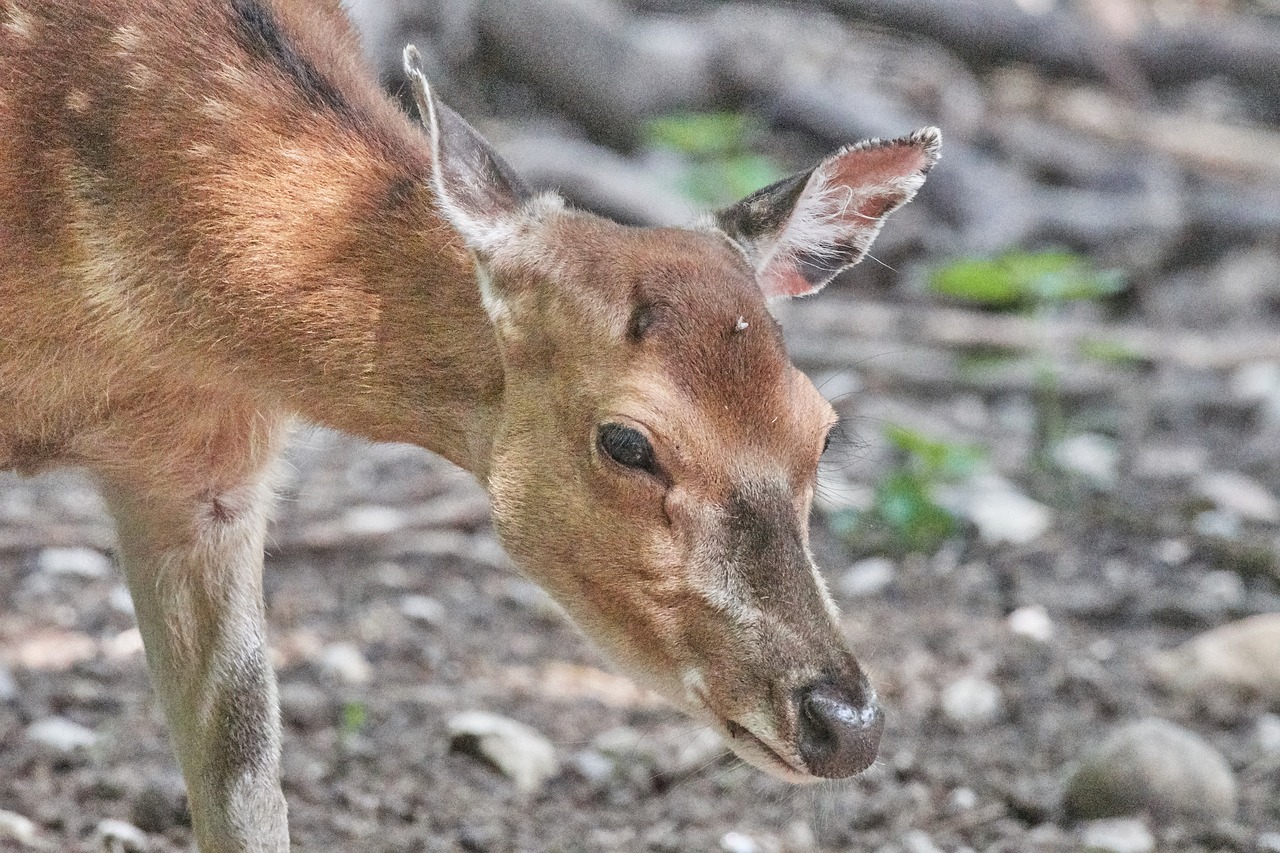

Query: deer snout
795,675,883,778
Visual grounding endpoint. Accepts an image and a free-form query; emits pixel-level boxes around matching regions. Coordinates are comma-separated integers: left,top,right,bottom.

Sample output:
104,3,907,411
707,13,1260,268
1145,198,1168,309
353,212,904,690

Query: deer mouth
723,719,808,778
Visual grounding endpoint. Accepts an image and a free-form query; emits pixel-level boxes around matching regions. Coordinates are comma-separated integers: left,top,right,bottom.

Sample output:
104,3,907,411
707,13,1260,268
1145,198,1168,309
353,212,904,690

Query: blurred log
822,0,1280,103
475,0,715,144
498,131,696,225
779,299,1280,371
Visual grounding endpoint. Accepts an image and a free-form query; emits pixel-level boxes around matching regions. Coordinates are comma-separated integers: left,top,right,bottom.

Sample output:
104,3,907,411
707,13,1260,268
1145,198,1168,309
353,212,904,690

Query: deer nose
795,676,883,778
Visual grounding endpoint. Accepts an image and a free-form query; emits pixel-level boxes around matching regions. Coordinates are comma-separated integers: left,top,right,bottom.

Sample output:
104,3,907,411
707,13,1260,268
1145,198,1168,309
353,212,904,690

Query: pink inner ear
831,141,933,195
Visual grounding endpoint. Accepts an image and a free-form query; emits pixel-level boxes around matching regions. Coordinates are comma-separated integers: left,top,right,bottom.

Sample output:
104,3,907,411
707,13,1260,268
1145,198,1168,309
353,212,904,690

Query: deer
0,0,939,849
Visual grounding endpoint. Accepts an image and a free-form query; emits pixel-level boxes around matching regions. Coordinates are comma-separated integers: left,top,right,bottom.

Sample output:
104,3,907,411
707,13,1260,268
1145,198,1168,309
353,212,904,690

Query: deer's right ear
715,128,940,299
403,46,531,256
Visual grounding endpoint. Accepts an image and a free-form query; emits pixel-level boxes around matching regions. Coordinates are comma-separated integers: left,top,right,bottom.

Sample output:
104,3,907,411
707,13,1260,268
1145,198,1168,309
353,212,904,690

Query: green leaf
645,112,754,158
929,251,1125,307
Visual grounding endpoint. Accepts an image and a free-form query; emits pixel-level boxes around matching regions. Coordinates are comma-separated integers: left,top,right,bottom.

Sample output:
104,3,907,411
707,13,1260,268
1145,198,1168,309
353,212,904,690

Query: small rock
950,475,1052,546
1052,433,1118,489
447,711,559,792
901,830,944,853
0,665,16,702
720,831,758,853
279,681,334,730
1062,718,1237,823
950,787,978,811
1259,831,1280,853
37,547,112,578
1153,539,1191,566
1007,604,1053,642
1080,818,1154,853
91,819,148,853
340,505,406,536
1193,471,1280,523
568,749,616,784
1193,509,1241,539
399,594,447,627
1151,613,1280,703
108,585,136,616
838,558,896,597
940,676,1002,729
130,776,190,833
1257,713,1280,754
317,643,372,685
0,810,39,847
27,716,99,754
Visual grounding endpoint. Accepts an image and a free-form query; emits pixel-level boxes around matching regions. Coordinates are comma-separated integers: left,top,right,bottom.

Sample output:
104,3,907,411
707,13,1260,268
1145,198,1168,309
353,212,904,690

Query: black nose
795,676,883,778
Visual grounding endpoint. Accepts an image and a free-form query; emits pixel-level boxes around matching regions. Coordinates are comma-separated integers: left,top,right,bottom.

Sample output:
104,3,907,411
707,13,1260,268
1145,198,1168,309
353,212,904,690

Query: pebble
720,831,758,853
837,557,896,597
0,810,39,847
1062,718,1237,823
1257,713,1280,754
1151,613,1280,703
1259,832,1280,853
130,776,190,833
447,711,559,792
901,830,945,853
1193,471,1280,523
1006,604,1053,642
0,665,16,702
340,505,407,536
37,546,112,579
951,475,1052,546
940,675,1002,729
399,594,447,627
279,681,334,730
91,819,148,853
1052,433,1119,489
317,642,373,685
27,716,99,754
1080,818,1155,853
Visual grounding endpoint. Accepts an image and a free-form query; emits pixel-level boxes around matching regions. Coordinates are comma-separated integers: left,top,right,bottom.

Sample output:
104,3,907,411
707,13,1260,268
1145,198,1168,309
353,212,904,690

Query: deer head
405,48,938,780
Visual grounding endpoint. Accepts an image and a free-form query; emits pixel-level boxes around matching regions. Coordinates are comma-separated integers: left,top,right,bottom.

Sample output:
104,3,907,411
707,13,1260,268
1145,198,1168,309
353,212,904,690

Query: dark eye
598,423,658,475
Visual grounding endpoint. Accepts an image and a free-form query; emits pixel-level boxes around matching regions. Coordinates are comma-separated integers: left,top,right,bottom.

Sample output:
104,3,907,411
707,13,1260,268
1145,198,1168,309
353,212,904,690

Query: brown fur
1,0,937,848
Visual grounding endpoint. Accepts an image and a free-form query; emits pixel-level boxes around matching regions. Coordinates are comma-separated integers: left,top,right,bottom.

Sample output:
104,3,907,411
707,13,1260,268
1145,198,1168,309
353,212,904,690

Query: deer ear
716,128,940,299
403,46,531,254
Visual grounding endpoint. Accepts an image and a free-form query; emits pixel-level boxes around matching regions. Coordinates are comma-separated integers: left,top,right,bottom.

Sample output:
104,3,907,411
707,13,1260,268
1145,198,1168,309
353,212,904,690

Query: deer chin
679,690,819,783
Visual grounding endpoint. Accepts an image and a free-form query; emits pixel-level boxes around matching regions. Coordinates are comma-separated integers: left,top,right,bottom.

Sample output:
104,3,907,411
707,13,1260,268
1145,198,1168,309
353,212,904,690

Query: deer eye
598,423,658,475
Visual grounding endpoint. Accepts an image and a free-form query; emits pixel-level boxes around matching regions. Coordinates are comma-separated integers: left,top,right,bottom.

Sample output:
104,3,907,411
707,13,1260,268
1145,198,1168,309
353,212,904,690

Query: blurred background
2,0,1280,851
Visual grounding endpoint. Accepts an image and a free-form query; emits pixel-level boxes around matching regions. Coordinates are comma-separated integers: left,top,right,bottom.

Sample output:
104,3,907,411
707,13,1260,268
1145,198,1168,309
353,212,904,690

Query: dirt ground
2,411,1278,852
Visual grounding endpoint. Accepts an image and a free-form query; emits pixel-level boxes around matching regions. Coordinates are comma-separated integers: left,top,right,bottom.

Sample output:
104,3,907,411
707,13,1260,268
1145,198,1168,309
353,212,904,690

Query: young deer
0,0,938,848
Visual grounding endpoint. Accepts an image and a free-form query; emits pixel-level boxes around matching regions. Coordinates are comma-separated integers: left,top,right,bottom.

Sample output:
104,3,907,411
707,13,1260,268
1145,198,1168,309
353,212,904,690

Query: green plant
644,112,784,207
928,250,1126,487
834,425,983,555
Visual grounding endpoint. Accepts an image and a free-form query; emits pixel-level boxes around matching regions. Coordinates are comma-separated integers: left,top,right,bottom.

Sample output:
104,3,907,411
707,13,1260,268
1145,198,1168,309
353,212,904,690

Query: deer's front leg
103,471,288,853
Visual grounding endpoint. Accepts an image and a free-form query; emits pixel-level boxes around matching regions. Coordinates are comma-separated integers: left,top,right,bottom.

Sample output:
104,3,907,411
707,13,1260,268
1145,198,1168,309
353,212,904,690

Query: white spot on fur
110,24,144,55
198,96,240,122
215,61,252,89
65,89,90,114
3,1,34,39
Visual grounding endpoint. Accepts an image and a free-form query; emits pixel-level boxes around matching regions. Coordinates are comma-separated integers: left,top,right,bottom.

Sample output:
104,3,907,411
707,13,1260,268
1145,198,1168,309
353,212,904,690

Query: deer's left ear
715,128,940,299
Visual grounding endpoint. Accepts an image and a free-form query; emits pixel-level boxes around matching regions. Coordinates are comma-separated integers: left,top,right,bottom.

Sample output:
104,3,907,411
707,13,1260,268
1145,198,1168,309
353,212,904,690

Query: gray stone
0,665,16,702
27,716,99,754
837,558,896,598
1062,718,1237,823
1080,818,1154,853
1006,604,1053,642
317,642,372,685
1193,471,1280,523
946,475,1052,546
1052,433,1119,489
0,810,40,847
447,711,559,792
399,594,447,627
940,676,1002,729
1151,613,1280,703
719,831,758,853
37,546,112,579
91,818,148,853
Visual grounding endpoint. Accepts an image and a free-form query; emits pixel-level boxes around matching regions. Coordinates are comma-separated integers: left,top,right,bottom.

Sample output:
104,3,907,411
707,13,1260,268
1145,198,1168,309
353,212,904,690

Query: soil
2,413,1279,852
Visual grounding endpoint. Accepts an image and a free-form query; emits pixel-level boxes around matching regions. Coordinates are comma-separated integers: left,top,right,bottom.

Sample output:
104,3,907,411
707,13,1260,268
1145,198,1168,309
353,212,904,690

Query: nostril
796,678,883,778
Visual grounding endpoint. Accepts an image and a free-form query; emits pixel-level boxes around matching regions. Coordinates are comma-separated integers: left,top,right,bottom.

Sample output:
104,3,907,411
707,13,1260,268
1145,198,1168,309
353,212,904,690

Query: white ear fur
717,127,941,299
402,45,527,256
